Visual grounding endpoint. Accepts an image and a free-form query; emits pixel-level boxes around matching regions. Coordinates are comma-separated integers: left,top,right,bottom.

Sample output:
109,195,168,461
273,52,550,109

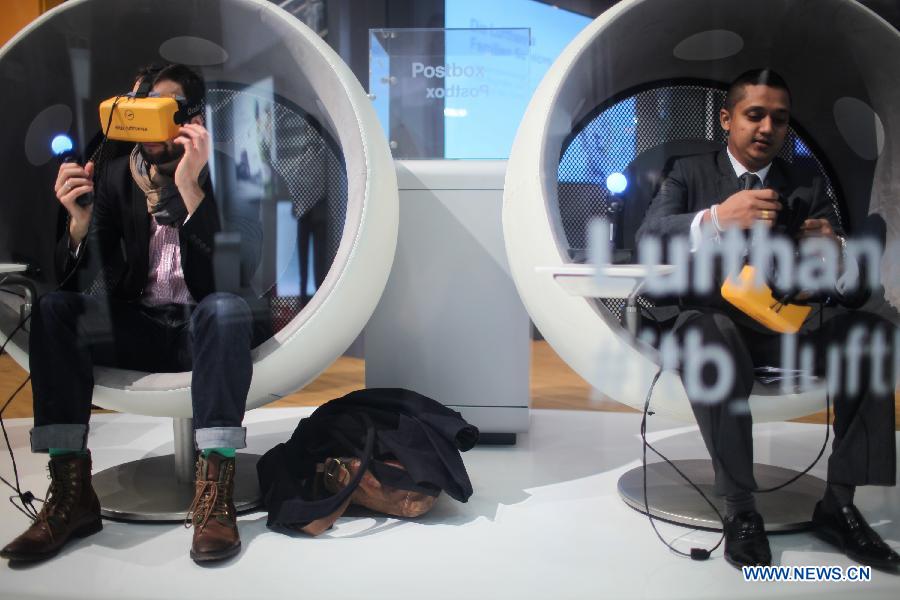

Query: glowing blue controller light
51,134,74,157
606,172,627,194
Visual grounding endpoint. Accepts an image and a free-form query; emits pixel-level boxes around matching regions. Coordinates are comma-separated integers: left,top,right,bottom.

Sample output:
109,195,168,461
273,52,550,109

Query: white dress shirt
688,148,771,252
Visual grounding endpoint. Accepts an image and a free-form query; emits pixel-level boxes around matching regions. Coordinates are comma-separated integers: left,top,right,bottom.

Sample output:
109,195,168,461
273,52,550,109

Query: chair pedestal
92,418,262,522
617,459,825,532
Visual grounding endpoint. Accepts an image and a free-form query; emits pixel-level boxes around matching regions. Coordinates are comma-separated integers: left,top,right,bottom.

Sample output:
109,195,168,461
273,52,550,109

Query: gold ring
760,209,772,220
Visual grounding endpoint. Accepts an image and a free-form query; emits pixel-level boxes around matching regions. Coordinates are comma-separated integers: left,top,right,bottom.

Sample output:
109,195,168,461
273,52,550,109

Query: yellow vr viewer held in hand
721,265,812,334
98,92,203,143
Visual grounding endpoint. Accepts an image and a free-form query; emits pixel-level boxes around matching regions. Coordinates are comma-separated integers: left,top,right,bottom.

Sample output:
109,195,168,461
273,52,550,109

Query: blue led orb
50,134,74,156
606,172,627,194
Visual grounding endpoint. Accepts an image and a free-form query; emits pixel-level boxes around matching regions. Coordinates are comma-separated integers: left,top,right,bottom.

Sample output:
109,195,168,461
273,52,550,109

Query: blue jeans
29,291,254,452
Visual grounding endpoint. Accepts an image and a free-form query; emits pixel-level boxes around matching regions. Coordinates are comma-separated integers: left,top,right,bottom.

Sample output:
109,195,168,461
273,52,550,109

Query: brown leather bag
294,457,438,536
258,390,478,536
323,457,437,518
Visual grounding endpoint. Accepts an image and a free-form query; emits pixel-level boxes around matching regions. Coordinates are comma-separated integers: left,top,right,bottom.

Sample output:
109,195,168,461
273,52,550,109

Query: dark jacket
636,150,838,242
257,388,479,529
56,152,270,342
635,150,863,330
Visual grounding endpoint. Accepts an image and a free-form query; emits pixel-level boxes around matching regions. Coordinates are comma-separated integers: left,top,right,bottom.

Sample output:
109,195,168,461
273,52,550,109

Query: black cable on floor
638,304,831,560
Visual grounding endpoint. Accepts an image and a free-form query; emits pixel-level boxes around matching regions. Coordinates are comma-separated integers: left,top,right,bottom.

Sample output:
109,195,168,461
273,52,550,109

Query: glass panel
369,27,532,159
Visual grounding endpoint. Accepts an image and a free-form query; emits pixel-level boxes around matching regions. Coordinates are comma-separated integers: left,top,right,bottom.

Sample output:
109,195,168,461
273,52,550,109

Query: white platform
1,408,899,599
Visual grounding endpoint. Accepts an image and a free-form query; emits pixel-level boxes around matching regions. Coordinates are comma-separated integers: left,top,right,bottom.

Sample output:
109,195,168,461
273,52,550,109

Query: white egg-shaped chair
503,0,899,530
0,0,398,520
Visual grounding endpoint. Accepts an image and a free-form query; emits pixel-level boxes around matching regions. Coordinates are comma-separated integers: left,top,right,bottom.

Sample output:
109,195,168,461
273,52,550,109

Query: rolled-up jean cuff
195,427,246,450
30,424,89,452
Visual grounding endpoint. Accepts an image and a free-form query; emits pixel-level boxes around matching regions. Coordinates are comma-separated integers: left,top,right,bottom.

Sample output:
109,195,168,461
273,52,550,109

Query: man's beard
139,142,184,166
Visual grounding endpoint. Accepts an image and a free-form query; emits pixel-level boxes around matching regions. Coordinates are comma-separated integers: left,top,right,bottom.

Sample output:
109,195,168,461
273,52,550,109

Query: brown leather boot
186,452,240,563
0,452,102,562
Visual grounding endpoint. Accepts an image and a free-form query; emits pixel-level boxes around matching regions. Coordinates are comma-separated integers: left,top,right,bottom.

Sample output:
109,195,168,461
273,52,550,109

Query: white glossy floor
1,407,898,599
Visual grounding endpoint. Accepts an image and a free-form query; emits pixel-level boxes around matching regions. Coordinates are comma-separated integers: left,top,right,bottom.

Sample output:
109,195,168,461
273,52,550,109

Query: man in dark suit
2,64,268,564
637,69,898,571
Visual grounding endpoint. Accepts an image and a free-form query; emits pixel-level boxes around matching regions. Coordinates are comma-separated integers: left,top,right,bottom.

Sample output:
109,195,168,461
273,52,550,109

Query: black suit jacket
636,150,839,242
56,153,271,344
635,150,855,332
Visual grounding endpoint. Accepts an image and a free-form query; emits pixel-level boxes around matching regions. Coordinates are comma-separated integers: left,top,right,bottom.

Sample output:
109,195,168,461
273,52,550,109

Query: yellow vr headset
721,266,811,334
98,91,203,143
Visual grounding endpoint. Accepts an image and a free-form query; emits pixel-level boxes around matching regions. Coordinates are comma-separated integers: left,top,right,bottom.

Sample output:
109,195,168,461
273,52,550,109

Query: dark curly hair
134,63,205,115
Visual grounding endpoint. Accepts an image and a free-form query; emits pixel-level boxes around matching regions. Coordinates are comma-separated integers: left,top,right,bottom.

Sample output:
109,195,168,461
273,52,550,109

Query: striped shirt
142,217,195,306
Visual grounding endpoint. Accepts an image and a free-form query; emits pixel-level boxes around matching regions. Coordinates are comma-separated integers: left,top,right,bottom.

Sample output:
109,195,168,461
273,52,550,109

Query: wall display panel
369,0,591,159
444,0,592,158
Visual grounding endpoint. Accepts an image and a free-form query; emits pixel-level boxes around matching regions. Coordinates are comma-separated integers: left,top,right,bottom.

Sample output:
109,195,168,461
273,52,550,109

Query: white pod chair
503,0,899,530
0,0,398,520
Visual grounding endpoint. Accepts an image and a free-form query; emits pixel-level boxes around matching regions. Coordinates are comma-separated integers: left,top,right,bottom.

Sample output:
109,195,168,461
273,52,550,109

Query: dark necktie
740,172,761,190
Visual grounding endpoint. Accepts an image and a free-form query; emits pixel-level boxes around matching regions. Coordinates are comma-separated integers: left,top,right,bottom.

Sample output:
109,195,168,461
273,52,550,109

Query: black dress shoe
724,510,772,569
812,501,900,573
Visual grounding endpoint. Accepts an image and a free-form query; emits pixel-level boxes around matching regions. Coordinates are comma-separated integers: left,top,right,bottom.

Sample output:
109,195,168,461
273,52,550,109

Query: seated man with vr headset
2,63,269,564
637,69,898,571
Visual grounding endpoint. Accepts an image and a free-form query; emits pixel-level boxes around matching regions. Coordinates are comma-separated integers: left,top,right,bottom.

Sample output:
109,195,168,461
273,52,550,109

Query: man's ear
189,114,205,127
719,108,731,133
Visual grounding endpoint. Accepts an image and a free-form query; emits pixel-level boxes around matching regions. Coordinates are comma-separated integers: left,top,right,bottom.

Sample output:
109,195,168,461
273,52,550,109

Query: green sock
201,448,236,459
48,448,88,457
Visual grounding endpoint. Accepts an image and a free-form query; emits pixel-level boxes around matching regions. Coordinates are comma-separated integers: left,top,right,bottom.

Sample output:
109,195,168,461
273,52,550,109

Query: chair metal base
618,459,825,532
93,453,262,522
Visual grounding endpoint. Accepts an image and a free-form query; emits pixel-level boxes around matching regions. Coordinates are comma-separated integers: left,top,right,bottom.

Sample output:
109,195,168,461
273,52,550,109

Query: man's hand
714,189,782,229
173,123,210,215
55,161,94,246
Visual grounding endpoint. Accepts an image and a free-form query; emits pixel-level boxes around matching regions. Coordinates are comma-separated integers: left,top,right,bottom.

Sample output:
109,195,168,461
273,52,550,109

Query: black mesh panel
206,86,347,334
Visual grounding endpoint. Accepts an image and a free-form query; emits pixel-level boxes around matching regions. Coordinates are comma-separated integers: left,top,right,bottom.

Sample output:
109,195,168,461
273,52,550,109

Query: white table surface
537,264,675,298
0,263,28,274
